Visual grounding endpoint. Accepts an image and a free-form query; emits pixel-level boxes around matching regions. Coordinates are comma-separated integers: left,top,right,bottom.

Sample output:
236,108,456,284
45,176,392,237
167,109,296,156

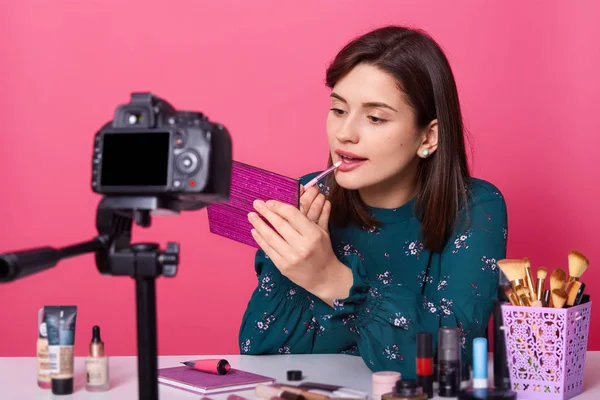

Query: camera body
91,93,232,210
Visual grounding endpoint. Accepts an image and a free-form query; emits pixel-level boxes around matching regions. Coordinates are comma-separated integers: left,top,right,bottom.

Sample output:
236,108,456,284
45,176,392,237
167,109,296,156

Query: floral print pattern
480,256,499,275
423,297,454,317
404,240,424,259
256,313,276,333
240,338,252,354
376,271,393,285
383,345,402,360
438,275,450,291
337,242,365,261
260,272,276,296
417,271,434,287
452,229,473,253
389,312,411,329
278,345,291,354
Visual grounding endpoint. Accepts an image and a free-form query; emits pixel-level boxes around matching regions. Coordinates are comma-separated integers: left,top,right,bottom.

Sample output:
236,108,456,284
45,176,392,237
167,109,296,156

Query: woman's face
327,63,434,194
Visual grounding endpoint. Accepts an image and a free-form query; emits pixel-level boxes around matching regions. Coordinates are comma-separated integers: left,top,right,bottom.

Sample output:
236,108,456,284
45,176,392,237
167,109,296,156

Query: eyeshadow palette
207,161,300,248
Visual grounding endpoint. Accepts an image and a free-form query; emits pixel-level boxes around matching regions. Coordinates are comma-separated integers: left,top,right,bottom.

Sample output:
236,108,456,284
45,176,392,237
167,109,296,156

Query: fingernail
248,212,256,221
253,200,265,210
266,200,275,208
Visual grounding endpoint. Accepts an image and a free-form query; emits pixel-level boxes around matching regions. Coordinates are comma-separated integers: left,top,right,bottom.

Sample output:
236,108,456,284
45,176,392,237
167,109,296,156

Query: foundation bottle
85,325,110,392
37,308,51,389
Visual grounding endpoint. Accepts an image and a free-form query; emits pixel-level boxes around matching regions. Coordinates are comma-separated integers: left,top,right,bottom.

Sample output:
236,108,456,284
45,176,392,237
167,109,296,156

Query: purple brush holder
501,301,592,400
207,161,300,248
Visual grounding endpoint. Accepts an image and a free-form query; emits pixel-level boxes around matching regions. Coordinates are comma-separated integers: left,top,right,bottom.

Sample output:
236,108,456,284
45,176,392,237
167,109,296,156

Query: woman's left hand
248,199,352,303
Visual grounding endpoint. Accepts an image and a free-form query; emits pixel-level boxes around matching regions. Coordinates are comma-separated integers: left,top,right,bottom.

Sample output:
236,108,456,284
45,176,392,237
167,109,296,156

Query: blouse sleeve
238,250,356,355
314,186,508,378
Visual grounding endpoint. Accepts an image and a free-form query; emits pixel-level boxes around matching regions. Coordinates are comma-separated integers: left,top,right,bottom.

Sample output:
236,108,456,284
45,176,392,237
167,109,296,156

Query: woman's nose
335,119,359,143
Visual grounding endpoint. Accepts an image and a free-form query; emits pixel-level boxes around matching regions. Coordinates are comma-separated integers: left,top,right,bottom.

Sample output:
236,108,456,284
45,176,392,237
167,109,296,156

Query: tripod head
0,92,233,399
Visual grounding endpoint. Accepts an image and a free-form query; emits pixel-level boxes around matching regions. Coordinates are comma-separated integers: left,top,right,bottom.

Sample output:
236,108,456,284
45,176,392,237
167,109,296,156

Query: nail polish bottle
85,325,110,392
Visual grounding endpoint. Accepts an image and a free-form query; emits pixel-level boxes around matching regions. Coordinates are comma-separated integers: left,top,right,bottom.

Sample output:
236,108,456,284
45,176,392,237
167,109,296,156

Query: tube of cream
45,305,78,395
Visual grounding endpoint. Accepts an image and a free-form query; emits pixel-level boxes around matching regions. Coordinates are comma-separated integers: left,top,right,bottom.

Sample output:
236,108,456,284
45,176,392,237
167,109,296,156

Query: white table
1,353,599,399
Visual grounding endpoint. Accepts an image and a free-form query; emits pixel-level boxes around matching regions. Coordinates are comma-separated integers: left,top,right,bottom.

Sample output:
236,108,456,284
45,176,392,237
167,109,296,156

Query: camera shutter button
176,151,200,175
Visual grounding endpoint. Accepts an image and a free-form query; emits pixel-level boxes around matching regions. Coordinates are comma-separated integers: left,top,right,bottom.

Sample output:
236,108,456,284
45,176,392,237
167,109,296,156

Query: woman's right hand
299,185,330,232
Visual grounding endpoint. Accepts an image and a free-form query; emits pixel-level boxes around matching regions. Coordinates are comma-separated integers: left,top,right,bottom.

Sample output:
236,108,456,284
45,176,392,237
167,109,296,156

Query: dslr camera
91,92,232,210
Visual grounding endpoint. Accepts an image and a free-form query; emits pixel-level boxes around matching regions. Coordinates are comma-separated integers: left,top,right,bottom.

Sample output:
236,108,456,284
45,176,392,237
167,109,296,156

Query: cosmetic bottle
37,308,51,389
382,380,427,400
416,332,433,398
457,332,518,400
437,327,461,397
85,325,110,392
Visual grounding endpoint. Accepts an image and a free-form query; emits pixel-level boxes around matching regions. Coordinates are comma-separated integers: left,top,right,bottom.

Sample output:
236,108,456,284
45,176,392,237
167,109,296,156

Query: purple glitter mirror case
207,161,300,248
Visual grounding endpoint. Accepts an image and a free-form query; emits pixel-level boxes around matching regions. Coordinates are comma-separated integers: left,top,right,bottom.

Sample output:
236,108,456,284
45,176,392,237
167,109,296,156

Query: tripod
0,195,187,400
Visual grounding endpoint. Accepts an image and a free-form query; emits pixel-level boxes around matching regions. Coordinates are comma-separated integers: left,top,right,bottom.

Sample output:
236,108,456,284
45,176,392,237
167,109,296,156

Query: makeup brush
542,290,550,307
573,283,587,306
503,286,519,306
551,288,568,308
515,285,531,306
523,257,536,301
566,281,583,306
536,267,547,304
548,268,567,307
568,251,589,282
497,259,527,295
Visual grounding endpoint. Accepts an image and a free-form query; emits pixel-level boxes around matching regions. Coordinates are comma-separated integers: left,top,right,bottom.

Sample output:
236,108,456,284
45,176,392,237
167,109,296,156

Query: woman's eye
368,116,386,124
330,108,346,116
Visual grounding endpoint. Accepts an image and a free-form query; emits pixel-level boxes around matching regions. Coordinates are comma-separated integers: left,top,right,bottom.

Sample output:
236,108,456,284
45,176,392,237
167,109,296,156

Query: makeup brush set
498,251,592,400
497,250,590,308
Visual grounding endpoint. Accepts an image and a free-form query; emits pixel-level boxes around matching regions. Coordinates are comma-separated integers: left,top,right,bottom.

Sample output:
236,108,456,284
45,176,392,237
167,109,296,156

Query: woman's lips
337,155,367,172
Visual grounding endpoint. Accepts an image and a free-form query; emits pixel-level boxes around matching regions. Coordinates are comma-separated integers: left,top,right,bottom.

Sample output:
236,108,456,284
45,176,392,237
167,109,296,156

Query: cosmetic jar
382,379,427,400
372,371,401,400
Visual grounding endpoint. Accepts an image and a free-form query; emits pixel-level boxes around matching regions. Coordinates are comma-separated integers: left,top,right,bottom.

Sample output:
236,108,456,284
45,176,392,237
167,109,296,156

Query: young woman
239,25,508,378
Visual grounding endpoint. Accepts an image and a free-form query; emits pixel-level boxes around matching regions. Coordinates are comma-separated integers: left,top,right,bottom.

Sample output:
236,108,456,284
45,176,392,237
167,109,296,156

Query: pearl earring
422,150,429,157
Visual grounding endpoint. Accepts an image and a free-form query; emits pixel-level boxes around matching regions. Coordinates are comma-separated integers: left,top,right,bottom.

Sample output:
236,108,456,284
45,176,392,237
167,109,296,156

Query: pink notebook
158,366,276,395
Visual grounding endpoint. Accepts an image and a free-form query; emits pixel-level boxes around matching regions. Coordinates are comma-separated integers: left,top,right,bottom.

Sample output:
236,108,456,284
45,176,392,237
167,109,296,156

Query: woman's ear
417,119,438,158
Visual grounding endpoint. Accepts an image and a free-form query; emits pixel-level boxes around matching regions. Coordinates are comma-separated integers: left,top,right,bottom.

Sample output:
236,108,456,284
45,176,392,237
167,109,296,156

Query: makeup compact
207,161,300,248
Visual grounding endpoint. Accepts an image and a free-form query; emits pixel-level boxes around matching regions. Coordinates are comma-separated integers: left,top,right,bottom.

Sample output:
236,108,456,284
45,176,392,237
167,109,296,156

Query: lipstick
437,327,461,398
416,332,433,398
181,358,230,375
304,161,342,189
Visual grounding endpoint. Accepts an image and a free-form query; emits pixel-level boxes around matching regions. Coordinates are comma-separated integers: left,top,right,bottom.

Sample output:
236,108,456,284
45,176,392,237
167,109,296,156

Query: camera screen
100,132,170,186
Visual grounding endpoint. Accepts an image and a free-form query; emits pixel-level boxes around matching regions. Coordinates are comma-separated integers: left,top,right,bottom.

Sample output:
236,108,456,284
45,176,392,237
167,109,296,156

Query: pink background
1,0,599,357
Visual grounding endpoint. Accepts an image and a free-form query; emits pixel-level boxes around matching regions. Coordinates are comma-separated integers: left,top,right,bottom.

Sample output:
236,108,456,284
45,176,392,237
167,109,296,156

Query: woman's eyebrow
330,92,398,112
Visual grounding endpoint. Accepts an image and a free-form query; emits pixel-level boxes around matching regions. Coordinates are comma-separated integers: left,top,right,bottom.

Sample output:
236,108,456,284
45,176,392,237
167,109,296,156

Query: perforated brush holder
501,302,592,400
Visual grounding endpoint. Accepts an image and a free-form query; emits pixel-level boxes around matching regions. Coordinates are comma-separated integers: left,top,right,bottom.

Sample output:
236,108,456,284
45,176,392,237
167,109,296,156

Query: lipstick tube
181,359,230,375
416,332,433,398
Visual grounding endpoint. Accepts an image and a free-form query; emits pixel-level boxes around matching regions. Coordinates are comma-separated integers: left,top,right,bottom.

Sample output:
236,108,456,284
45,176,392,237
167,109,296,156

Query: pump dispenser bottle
85,325,109,392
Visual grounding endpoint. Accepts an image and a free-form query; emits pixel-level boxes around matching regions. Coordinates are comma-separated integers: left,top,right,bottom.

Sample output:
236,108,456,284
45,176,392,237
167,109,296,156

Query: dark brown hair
325,25,470,253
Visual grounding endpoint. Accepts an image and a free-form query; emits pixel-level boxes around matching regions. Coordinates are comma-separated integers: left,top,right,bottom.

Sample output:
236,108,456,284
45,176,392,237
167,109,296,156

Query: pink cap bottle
372,371,401,400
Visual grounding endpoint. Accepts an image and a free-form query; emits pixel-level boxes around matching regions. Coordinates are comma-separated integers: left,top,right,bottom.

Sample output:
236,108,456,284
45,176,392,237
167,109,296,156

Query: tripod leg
136,277,159,400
